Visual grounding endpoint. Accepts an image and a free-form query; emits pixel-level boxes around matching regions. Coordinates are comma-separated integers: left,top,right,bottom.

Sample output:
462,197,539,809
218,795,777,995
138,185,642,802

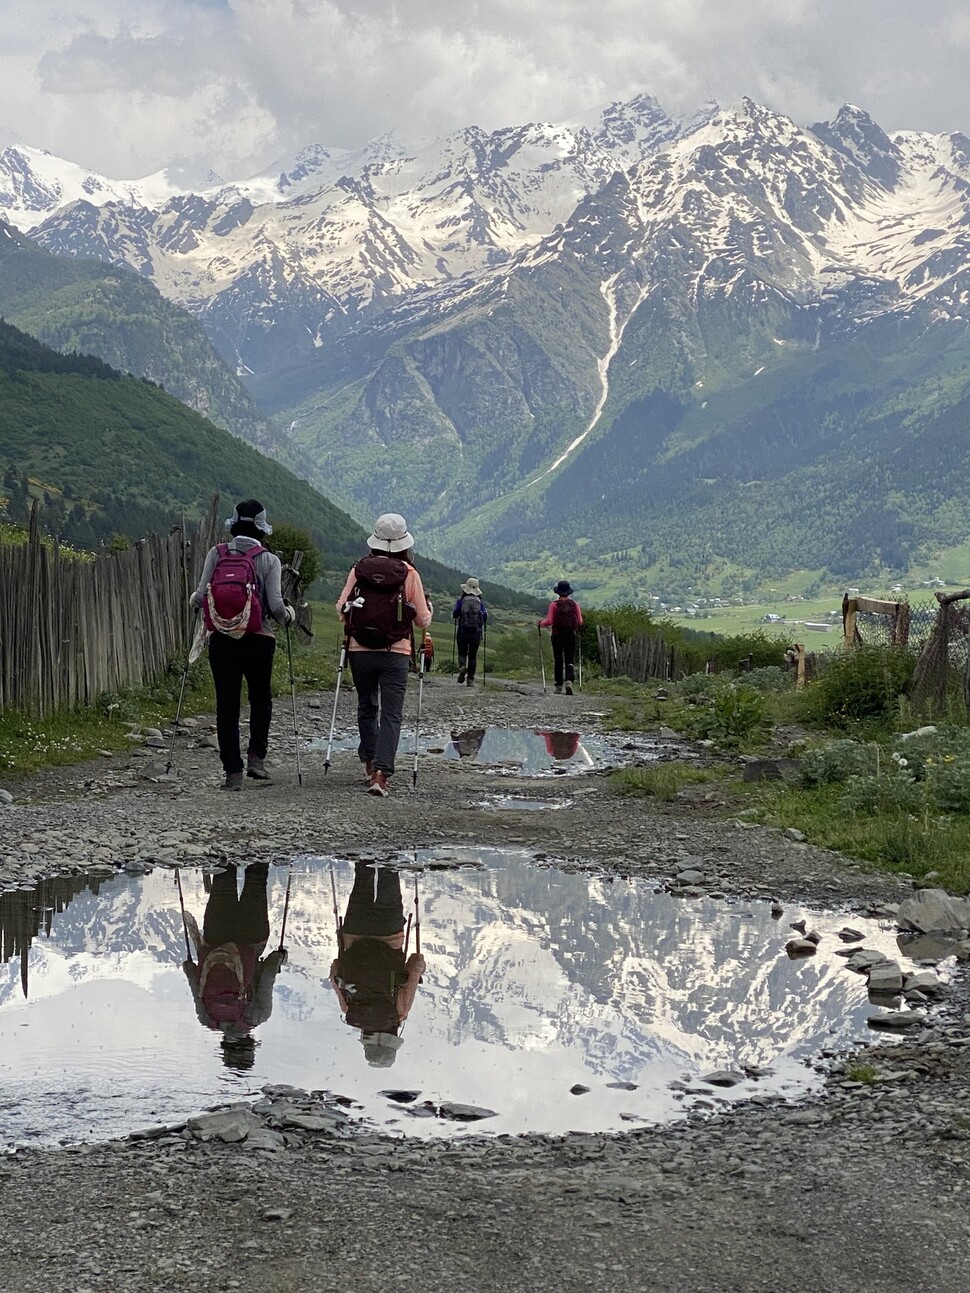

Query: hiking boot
457,669,466,684
565,683,573,696
367,770,389,797
222,771,244,791
554,684,563,695
247,755,272,782
466,677,474,686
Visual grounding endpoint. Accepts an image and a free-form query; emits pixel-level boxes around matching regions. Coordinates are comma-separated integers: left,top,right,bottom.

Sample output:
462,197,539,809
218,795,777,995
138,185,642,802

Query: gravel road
1,676,968,1293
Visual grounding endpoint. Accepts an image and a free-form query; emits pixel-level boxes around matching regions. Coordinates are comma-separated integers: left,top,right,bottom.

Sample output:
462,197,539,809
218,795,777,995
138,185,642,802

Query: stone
279,1113,339,1133
700,1070,744,1087
606,1081,638,1090
379,1090,420,1103
261,1208,292,1222
0,790,12,805
867,962,904,995
674,869,705,885
902,970,943,996
783,828,807,843
428,1102,497,1121
868,1011,925,1031
186,1109,261,1143
742,759,799,783
570,1084,591,1095
844,949,890,974
144,736,167,749
786,938,818,957
896,889,970,935
897,725,937,741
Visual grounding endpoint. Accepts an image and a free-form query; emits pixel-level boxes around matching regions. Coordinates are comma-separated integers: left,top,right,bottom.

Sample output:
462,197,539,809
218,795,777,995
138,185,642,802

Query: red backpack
203,543,265,638
551,598,580,631
347,556,417,650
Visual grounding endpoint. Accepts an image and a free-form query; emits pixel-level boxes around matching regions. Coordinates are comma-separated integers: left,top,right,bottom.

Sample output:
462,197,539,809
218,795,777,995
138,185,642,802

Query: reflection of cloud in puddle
0,850,943,1148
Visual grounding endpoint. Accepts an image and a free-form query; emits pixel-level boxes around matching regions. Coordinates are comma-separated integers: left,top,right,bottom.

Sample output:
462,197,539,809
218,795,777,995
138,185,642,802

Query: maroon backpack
347,556,417,650
551,597,580,632
203,543,265,637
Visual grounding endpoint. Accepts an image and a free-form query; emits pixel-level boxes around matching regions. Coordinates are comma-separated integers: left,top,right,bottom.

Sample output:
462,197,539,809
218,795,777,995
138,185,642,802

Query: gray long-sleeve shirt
193,536,287,629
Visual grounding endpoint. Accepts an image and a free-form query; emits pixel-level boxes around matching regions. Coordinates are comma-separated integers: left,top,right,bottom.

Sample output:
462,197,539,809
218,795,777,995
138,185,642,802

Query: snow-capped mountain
7,94,970,589
3,96,710,372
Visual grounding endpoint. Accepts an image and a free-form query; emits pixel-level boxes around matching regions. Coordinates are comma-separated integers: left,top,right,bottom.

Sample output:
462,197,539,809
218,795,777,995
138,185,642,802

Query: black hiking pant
343,863,405,937
456,628,482,681
203,863,270,947
209,633,276,773
551,631,576,687
349,650,409,776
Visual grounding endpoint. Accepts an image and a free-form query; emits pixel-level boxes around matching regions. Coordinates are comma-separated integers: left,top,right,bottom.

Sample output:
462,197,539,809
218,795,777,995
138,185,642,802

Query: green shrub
841,766,924,816
804,646,915,727
799,739,876,786
741,666,792,693
685,684,769,747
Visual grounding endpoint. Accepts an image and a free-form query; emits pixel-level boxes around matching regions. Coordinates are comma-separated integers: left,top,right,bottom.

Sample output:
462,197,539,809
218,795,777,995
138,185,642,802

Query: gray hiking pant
349,651,410,777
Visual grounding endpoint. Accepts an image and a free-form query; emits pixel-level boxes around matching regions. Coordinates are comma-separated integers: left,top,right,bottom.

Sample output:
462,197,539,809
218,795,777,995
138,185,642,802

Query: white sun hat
367,513,414,554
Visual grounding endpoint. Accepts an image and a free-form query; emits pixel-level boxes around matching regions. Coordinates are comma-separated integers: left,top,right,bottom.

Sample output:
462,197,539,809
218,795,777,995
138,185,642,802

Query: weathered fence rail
1,499,220,717
596,626,682,682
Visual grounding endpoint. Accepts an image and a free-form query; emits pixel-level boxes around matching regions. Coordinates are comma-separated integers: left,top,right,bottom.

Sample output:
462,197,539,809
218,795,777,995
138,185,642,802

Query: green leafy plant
685,684,769,747
804,646,915,727
798,739,876,787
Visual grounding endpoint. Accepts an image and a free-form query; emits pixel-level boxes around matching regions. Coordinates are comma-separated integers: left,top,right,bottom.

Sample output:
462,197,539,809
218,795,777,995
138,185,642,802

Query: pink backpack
203,543,265,637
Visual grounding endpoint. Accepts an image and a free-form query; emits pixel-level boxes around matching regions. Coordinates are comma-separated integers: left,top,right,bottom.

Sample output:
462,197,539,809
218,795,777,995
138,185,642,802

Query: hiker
336,513,433,797
420,631,435,672
330,864,425,1068
451,727,486,759
181,862,287,1069
452,577,487,685
190,499,296,790
538,580,583,695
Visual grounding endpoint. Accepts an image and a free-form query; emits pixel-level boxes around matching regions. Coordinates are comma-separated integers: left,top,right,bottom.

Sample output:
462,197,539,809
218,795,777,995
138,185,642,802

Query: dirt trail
1,676,968,1293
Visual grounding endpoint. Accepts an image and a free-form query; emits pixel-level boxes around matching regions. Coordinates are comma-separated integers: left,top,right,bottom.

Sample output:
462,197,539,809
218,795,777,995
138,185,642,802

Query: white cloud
1,0,968,179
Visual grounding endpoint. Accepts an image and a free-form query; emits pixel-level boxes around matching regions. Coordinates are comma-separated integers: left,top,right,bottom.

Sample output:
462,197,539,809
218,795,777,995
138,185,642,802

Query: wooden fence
0,498,221,717
596,626,683,683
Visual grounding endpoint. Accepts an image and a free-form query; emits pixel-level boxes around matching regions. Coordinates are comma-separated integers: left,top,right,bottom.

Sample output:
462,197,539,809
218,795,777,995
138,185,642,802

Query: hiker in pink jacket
336,513,433,797
330,864,425,1069
538,580,583,695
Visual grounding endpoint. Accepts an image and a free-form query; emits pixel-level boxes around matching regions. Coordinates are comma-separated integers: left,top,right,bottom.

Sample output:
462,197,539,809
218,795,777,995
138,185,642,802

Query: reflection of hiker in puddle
538,730,581,761
450,727,486,760
181,863,287,1069
330,864,424,1069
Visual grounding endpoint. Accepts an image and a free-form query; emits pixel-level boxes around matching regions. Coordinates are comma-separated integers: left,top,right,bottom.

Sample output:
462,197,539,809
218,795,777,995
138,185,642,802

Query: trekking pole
175,867,192,963
578,638,584,691
285,624,303,787
414,874,421,957
331,863,346,956
537,625,547,694
278,867,292,953
324,636,349,774
412,651,427,788
482,623,487,686
165,609,197,776
451,623,457,673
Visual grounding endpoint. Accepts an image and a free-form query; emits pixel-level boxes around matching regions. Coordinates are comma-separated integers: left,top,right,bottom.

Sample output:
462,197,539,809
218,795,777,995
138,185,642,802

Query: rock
658,726,679,739
804,930,822,945
0,790,12,805
187,1109,261,1143
783,827,807,843
674,869,705,885
428,1101,497,1121
867,962,904,996
143,728,163,739
279,1113,340,1133
896,889,970,935
902,969,943,996
786,938,818,957
700,1070,744,1087
897,725,937,741
245,1129,286,1152
379,1090,420,1103
144,736,167,750
844,949,890,974
606,1081,638,1090
838,927,865,943
261,1208,292,1222
770,903,785,918
789,919,807,933
742,759,799,783
570,1084,590,1095
868,1011,925,1031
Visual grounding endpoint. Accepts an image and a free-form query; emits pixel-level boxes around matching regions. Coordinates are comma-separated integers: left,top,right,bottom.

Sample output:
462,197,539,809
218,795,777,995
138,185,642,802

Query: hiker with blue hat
190,499,296,790
452,576,487,686
538,580,583,695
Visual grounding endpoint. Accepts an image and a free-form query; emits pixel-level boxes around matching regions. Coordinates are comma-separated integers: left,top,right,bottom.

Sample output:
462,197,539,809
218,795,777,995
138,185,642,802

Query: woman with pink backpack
538,580,583,695
190,499,296,790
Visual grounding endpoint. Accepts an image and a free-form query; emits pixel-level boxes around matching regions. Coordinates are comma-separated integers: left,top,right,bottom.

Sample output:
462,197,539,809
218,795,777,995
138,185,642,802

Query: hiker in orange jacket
538,580,582,695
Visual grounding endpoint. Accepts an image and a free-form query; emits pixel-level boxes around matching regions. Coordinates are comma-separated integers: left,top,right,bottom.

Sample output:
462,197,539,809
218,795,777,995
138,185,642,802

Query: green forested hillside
0,320,541,612
0,220,295,462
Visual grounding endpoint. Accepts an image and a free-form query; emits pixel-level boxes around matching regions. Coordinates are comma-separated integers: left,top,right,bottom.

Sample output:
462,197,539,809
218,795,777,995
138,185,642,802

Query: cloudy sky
2,0,969,181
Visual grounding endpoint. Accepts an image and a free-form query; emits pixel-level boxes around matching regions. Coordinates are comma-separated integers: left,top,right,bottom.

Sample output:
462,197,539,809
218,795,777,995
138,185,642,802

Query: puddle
478,796,573,812
312,727,662,776
0,851,940,1149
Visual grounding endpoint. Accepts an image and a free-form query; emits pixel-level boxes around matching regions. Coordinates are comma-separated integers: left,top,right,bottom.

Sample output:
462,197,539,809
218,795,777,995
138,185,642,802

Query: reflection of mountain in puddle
0,850,940,1146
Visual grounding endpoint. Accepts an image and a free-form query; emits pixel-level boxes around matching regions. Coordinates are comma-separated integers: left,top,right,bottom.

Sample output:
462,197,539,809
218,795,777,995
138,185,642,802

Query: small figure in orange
420,632,435,672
